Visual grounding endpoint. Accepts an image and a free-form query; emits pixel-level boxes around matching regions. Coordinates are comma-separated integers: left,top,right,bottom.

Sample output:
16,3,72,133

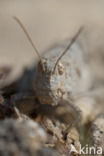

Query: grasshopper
13,17,93,133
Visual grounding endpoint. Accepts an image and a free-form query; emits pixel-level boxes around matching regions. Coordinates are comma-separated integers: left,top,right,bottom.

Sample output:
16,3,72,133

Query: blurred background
0,0,104,87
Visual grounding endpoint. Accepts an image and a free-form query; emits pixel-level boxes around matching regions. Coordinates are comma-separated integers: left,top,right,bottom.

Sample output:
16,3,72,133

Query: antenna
13,16,45,70
52,27,83,74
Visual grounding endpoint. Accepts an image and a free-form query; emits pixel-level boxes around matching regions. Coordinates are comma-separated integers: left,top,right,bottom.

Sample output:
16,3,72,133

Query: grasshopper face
34,58,67,106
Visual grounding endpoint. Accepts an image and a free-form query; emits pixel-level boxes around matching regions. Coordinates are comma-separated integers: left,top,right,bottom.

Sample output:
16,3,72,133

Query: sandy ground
0,0,104,87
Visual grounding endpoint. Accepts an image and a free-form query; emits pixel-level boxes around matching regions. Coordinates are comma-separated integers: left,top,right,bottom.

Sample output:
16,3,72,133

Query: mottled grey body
34,41,92,106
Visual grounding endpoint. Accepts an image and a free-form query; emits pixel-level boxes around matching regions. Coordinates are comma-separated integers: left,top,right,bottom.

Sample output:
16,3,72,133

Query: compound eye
58,62,64,75
38,59,47,72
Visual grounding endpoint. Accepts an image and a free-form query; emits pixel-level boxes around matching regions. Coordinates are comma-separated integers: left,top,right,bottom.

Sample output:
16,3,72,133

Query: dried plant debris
91,114,104,155
40,116,80,156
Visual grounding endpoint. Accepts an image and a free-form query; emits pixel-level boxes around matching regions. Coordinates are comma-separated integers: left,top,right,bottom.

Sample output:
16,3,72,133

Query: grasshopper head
34,57,66,106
